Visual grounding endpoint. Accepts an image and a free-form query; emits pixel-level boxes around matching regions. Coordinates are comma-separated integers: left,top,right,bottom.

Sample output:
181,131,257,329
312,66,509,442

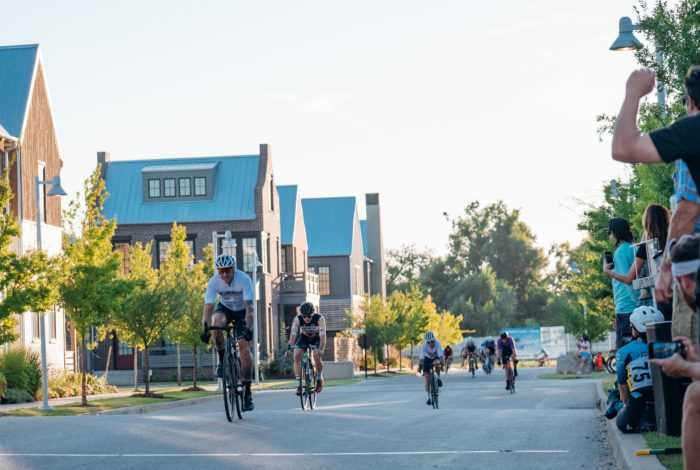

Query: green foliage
386,245,432,295
0,316,17,346
2,387,34,404
45,370,117,399
0,371,5,398
264,351,294,378
0,347,41,398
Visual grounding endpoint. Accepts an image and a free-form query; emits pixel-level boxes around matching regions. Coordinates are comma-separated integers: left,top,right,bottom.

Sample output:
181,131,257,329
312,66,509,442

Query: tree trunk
176,343,182,386
80,336,88,406
143,345,151,396
399,344,402,370
102,330,114,380
385,344,389,372
192,344,198,389
374,349,377,375
410,343,414,370
133,347,138,391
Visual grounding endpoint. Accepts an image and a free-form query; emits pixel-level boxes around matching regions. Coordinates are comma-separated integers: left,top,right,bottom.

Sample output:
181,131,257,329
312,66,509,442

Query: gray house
276,184,319,341
96,143,283,374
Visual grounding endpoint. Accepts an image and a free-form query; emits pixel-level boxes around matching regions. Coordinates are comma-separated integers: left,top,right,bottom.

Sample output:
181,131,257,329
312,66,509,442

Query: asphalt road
0,367,615,470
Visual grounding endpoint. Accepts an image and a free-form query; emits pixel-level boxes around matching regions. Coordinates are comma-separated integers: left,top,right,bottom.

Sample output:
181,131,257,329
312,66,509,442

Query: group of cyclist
201,253,521,416
201,254,327,415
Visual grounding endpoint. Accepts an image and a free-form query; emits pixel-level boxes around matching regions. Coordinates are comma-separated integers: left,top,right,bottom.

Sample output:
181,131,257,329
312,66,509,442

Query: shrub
0,348,31,392
24,351,41,398
44,371,117,399
0,371,6,399
264,351,294,378
2,387,34,404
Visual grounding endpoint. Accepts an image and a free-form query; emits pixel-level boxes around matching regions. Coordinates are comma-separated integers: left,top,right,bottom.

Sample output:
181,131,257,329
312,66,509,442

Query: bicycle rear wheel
605,355,617,374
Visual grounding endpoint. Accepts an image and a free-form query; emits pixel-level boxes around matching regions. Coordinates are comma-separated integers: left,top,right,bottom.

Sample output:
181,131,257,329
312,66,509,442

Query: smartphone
604,251,614,269
649,341,686,359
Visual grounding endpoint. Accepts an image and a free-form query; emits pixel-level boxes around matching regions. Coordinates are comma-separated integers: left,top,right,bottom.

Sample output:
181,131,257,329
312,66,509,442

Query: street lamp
35,172,67,411
610,16,667,111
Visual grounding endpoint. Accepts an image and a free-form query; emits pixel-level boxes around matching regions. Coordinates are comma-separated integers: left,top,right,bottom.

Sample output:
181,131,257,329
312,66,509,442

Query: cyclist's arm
318,316,327,352
202,277,217,329
202,303,214,330
242,274,255,331
288,316,300,346
616,351,631,404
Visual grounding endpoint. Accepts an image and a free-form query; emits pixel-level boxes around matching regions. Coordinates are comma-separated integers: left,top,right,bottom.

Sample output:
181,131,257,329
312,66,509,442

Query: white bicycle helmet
215,254,236,269
424,331,435,342
630,306,664,333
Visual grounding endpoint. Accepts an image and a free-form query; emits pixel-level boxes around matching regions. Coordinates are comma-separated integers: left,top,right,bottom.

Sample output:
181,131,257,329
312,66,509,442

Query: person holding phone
603,218,641,349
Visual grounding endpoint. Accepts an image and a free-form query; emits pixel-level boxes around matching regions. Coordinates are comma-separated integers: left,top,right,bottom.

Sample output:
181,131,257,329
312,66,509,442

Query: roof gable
103,155,260,224
277,185,298,245
302,197,357,257
0,44,38,138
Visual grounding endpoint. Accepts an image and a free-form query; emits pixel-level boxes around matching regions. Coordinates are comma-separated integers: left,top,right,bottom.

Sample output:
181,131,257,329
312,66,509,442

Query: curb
594,381,666,470
97,395,219,416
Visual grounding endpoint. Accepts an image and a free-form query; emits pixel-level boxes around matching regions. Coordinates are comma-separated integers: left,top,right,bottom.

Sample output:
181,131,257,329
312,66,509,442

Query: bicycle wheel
510,378,516,394
605,356,617,374
232,355,243,419
305,368,316,410
223,350,234,422
299,370,306,411
431,373,439,409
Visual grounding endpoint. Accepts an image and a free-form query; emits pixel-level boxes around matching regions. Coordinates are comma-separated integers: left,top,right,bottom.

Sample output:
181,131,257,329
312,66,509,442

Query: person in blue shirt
613,306,664,433
603,218,640,349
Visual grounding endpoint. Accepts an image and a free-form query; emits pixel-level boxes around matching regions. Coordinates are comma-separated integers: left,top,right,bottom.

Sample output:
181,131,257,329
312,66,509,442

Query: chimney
365,193,386,299
97,151,111,179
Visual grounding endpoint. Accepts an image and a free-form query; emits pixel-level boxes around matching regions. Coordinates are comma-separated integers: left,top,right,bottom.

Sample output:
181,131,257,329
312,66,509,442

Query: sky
0,0,654,255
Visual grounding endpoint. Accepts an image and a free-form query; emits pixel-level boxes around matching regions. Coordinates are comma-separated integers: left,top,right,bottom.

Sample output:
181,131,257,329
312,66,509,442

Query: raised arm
612,69,663,164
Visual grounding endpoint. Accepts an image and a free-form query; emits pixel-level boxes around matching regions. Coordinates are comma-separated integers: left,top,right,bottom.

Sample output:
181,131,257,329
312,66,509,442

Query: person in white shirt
419,331,444,406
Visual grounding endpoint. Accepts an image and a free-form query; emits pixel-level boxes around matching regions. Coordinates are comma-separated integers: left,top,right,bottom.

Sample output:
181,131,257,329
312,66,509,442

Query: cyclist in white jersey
419,331,444,405
201,254,255,411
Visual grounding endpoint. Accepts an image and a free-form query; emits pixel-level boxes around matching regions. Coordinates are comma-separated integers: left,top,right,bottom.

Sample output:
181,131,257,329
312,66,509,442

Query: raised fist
626,68,656,99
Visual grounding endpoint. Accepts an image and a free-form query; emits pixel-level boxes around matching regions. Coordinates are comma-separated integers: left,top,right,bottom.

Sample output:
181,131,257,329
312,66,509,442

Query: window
266,235,272,273
315,266,330,296
114,242,130,275
354,265,362,295
194,177,207,196
118,341,132,356
242,238,257,272
270,177,275,211
178,177,191,197
280,248,287,274
276,238,281,274
32,313,40,340
38,162,47,223
163,178,176,197
158,240,170,268
148,179,161,198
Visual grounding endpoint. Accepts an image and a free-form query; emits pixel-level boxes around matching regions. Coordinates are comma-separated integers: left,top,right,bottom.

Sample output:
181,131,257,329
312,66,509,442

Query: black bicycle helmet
299,302,315,316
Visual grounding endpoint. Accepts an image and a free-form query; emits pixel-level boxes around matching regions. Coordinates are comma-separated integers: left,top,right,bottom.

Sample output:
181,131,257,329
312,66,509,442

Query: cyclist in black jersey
288,302,327,395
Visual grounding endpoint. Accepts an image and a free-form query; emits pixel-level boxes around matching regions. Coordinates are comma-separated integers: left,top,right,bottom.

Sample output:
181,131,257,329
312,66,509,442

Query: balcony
277,271,319,296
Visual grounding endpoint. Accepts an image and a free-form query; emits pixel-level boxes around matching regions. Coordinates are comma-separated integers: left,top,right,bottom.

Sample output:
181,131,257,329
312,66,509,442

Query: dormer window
148,179,161,198
163,178,176,197
141,162,217,202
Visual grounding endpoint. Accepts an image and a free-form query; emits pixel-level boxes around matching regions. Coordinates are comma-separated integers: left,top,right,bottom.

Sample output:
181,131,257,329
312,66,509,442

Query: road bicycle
502,356,515,394
468,353,478,378
208,324,246,421
428,360,440,409
299,345,318,410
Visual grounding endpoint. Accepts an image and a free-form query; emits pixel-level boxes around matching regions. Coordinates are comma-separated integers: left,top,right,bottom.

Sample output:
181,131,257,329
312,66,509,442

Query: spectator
652,234,700,470
603,218,640,348
604,204,671,317
576,335,592,373
611,66,700,340
614,306,664,433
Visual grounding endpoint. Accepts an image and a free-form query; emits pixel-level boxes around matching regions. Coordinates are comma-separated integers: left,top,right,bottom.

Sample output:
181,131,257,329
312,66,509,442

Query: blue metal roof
103,155,260,224
360,220,368,257
302,197,357,257
0,44,38,138
277,185,298,246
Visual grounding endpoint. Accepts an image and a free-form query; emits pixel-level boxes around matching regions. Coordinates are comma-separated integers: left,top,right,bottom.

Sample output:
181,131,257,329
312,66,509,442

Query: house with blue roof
96,144,285,375
276,185,319,338
0,44,70,370
301,194,386,359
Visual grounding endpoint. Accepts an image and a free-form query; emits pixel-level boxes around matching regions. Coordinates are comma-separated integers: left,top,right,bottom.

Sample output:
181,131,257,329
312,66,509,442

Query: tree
424,298,463,347
388,287,428,369
163,224,211,391
0,156,59,344
60,167,124,406
386,245,432,295
113,242,172,396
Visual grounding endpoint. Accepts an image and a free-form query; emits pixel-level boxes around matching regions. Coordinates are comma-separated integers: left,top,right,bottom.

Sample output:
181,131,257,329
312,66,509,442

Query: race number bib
626,356,652,392
220,291,243,310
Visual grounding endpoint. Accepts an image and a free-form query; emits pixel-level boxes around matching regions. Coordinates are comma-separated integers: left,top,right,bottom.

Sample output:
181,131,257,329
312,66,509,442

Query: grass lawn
538,371,611,380
643,432,683,470
0,389,215,417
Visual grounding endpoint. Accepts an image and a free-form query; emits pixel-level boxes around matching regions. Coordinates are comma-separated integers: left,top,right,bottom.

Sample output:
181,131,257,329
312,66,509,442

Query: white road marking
0,450,569,458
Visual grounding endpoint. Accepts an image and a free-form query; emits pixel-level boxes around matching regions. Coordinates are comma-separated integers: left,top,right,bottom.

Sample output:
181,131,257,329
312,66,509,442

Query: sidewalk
0,382,218,412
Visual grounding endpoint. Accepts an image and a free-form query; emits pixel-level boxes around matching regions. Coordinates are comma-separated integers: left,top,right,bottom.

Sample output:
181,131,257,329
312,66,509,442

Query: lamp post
610,16,667,111
35,173,67,411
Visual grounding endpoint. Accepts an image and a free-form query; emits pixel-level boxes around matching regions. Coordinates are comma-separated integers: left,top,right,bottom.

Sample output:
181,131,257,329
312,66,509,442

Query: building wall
309,255,350,298
349,216,366,296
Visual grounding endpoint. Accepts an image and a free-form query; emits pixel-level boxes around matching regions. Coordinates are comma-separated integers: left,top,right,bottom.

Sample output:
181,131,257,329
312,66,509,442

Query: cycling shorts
214,304,251,340
295,334,320,350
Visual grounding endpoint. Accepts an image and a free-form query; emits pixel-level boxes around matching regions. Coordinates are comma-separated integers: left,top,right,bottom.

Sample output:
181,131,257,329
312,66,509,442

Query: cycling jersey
204,270,253,311
466,343,476,353
444,347,453,358
419,339,444,360
290,314,327,339
498,337,516,357
616,338,652,398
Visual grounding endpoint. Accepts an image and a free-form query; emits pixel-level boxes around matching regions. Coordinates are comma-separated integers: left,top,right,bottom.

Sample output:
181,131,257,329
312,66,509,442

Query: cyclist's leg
422,358,431,392
211,308,229,374
293,347,303,394
312,347,323,392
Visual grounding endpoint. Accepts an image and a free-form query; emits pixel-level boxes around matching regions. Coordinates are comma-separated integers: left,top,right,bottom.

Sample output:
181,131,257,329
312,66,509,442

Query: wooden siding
18,62,62,226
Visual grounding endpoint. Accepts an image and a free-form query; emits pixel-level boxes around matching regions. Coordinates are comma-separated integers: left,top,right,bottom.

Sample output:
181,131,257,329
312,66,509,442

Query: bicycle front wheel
431,374,439,409
223,354,234,422
232,357,243,419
